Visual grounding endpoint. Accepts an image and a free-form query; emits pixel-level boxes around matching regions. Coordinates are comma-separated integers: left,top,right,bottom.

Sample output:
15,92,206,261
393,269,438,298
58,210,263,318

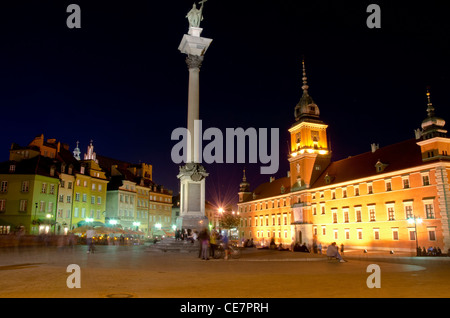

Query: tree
218,211,241,230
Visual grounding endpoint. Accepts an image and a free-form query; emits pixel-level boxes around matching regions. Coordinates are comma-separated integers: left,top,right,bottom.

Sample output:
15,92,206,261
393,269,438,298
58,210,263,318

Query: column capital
186,54,204,69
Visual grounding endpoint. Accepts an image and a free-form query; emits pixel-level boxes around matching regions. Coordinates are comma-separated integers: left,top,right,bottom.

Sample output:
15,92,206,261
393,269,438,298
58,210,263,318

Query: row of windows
313,201,435,223
313,226,437,242
75,193,102,204
313,173,431,200
239,197,289,213
0,199,56,213
240,214,290,227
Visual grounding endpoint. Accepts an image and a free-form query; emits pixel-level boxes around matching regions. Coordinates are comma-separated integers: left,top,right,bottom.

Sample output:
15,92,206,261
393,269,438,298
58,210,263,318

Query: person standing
209,229,217,258
198,228,210,260
221,231,229,260
86,227,96,254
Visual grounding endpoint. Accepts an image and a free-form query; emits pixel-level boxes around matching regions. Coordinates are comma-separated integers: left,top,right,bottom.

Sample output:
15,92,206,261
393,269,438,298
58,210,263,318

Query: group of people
197,228,230,260
418,246,443,256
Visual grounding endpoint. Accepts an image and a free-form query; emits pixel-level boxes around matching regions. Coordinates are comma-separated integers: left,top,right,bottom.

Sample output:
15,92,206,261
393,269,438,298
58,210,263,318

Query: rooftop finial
242,168,247,182
301,58,309,93
426,87,435,117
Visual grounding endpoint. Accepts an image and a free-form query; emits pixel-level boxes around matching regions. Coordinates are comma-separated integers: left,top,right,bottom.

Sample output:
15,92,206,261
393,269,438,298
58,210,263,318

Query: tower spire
426,88,435,118
301,58,309,94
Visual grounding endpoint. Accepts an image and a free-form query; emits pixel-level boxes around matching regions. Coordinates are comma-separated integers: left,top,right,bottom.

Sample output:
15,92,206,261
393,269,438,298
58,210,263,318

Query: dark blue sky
1,1,450,209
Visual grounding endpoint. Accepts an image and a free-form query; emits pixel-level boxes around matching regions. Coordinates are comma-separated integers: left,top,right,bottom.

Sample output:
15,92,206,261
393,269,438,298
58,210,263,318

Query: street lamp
407,215,423,256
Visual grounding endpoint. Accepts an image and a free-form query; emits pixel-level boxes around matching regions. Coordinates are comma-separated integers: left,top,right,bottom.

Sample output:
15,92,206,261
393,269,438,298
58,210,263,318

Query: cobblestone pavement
0,244,449,299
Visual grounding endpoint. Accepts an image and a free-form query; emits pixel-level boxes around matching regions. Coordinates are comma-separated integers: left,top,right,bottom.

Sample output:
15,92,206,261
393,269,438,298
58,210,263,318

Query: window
0,199,6,212
67,195,71,203
424,202,434,219
322,226,326,236
354,186,359,196
422,173,430,186
392,228,399,240
75,193,80,201
342,189,347,198
81,208,86,218
92,183,96,191
41,183,47,194
40,201,45,212
357,229,363,240
9,165,15,172
49,184,55,195
82,193,87,202
403,177,410,189
74,207,79,217
97,196,101,205
313,226,318,236
321,204,325,215
59,194,64,203
373,228,380,240
98,184,102,191
343,209,349,223
332,209,338,223
368,205,376,222
313,205,317,215
408,228,416,241
83,180,87,187
20,181,29,193
91,196,95,204
387,204,395,221
428,228,436,241
76,179,80,186
385,179,392,191
57,209,63,218
331,190,336,200
48,202,53,213
345,229,350,240
19,200,27,212
283,214,287,225
333,229,338,240
355,207,362,222
367,183,373,194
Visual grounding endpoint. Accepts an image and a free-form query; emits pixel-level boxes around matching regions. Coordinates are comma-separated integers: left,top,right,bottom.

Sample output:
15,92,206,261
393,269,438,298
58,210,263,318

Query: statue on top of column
186,0,207,28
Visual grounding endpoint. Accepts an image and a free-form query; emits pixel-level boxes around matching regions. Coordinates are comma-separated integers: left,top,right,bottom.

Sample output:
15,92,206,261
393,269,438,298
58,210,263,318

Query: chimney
371,143,379,153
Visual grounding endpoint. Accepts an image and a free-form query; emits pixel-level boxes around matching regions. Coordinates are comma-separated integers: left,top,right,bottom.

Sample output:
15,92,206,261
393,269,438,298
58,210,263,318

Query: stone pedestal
176,163,209,231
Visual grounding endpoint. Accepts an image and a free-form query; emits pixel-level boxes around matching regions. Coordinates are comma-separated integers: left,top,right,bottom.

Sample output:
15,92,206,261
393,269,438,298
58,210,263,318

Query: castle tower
288,59,331,190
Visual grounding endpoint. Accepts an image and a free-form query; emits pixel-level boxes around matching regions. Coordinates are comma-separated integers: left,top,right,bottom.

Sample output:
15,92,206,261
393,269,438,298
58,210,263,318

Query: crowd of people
175,228,231,260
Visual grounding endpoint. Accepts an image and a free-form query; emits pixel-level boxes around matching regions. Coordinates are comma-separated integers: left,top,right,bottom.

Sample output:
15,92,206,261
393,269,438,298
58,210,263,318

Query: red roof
312,138,430,188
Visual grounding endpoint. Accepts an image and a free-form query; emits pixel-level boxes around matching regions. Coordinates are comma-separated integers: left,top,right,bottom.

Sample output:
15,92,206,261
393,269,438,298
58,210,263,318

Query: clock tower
288,60,331,190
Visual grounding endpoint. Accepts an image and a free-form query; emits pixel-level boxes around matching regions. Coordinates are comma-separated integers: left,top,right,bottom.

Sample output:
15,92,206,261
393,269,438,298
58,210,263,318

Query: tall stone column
176,24,212,231
186,54,203,163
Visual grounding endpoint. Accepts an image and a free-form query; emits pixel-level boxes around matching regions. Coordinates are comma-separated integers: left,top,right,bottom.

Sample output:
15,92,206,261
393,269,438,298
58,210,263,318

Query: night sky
1,1,450,210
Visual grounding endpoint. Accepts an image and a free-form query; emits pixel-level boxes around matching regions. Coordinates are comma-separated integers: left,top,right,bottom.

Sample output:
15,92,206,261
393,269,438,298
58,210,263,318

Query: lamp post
407,215,423,256
34,202,38,234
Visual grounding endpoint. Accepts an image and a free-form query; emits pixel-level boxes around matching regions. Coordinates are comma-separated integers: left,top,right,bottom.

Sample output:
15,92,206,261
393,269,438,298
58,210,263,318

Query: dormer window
375,160,388,173
80,165,85,174
9,165,15,173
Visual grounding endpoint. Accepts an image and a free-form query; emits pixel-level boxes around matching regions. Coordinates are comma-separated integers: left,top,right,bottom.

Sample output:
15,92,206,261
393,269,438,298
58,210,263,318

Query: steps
145,237,200,253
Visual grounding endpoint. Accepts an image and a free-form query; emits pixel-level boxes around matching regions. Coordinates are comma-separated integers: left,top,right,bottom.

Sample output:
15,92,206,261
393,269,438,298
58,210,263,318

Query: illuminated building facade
238,62,450,253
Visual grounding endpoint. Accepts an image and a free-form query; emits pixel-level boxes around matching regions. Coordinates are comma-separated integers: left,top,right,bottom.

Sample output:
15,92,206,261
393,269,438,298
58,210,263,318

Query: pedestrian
221,231,229,260
209,229,217,258
326,242,346,262
318,242,322,254
198,228,210,260
86,227,96,254
340,243,344,255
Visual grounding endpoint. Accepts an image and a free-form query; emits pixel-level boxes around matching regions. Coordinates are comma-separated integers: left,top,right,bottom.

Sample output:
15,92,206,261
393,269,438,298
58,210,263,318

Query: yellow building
71,142,108,228
238,62,450,254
